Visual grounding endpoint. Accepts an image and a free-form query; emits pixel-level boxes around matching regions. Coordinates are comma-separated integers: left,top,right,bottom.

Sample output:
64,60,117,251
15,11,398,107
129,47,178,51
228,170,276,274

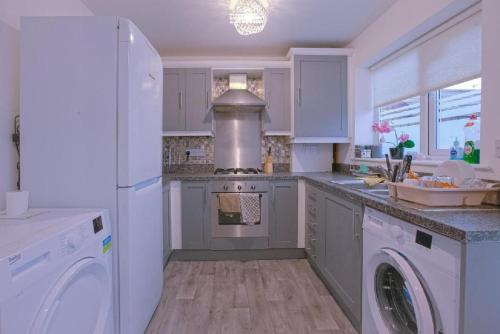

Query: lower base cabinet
181,181,209,249
306,183,362,329
269,181,298,248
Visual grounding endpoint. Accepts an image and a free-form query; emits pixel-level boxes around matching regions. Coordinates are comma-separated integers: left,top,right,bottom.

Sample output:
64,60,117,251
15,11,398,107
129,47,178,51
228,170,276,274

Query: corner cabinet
163,68,212,133
306,183,362,329
293,55,348,139
322,191,362,324
269,181,298,248
181,181,209,249
263,68,291,133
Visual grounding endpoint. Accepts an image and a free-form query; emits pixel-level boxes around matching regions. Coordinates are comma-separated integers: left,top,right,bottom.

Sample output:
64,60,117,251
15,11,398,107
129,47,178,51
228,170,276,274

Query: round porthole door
31,257,112,334
366,248,435,334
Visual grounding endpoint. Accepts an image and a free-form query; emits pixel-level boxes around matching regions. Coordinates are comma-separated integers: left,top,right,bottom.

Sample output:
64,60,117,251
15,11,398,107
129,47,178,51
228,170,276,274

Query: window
431,78,481,153
378,96,421,154
375,78,481,158
370,8,481,159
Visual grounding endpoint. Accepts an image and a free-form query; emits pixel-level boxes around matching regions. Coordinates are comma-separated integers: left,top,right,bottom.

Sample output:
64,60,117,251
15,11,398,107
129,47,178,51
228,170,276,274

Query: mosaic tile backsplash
163,135,291,173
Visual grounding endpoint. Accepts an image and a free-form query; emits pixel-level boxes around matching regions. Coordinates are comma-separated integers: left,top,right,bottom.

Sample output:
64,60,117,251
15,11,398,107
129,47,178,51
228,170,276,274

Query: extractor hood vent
212,74,266,112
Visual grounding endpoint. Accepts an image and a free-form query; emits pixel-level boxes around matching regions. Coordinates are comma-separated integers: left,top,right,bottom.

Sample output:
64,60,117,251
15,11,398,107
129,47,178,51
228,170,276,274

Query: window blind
371,10,481,107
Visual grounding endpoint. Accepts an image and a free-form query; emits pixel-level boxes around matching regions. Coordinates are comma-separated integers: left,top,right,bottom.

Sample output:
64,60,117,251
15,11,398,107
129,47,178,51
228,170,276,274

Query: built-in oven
211,180,269,238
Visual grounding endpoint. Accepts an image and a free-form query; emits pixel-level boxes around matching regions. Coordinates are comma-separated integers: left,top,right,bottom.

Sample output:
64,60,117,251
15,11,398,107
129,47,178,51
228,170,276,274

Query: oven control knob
223,185,228,191
237,185,242,191
251,185,256,190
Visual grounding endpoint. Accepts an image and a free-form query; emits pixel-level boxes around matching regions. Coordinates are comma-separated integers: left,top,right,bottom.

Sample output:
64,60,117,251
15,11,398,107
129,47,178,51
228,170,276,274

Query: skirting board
170,249,306,261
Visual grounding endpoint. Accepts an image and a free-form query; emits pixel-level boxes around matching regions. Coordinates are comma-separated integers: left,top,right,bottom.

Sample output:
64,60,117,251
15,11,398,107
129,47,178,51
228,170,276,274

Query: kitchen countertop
163,172,500,243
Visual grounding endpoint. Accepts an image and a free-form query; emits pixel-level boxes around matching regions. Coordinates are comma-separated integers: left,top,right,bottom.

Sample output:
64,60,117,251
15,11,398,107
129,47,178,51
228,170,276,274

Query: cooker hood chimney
212,74,266,112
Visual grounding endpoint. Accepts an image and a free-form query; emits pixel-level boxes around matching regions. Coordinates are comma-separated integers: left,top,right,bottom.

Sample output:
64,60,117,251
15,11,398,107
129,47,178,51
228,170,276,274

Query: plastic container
387,182,497,206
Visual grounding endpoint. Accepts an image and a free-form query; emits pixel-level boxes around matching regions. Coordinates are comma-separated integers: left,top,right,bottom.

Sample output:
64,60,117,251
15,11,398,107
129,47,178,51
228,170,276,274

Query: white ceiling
81,0,396,57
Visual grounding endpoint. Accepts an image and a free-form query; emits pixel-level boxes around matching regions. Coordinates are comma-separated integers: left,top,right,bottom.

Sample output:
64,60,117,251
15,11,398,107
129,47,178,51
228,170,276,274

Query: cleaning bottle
449,137,462,160
463,114,480,164
449,139,457,160
455,137,464,160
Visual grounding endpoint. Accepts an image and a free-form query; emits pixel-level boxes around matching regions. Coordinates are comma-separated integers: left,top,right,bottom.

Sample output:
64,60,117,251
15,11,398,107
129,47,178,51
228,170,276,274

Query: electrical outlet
496,140,500,158
186,148,205,157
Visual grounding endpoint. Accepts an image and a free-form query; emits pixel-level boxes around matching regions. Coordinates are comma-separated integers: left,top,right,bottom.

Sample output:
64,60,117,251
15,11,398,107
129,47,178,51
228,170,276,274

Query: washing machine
362,207,461,334
0,209,113,334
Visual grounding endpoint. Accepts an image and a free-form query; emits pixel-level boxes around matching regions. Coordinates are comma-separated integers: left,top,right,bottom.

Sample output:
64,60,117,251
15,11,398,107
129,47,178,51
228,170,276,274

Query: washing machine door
31,257,112,334
367,248,435,334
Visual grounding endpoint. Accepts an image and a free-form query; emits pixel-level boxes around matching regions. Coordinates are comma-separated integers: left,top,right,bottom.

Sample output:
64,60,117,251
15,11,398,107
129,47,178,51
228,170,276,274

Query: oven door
211,192,269,238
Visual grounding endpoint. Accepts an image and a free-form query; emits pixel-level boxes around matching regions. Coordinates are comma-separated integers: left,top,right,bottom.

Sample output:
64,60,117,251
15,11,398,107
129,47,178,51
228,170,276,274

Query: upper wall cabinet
293,55,348,140
263,68,291,134
163,68,212,134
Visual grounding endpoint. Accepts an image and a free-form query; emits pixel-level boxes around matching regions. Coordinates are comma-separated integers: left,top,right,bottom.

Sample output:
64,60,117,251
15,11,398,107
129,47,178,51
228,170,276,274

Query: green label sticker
103,235,112,253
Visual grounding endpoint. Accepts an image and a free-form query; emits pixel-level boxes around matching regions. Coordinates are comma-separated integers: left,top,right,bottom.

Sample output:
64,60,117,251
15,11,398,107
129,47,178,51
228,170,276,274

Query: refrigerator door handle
132,177,161,191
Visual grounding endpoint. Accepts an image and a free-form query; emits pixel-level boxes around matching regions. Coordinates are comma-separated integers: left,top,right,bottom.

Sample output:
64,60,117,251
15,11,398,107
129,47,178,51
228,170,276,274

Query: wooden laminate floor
146,259,357,334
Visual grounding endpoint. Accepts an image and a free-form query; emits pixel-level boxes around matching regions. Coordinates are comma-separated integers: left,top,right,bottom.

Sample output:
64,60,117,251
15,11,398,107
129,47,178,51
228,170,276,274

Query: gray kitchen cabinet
269,181,298,248
185,68,212,131
305,184,325,267
263,68,291,132
293,55,348,138
162,182,171,266
181,181,209,249
163,68,185,131
163,68,212,132
322,191,362,323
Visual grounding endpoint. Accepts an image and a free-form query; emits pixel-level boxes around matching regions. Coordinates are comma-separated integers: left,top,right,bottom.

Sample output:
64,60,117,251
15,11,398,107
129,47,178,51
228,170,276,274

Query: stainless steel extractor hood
212,74,266,112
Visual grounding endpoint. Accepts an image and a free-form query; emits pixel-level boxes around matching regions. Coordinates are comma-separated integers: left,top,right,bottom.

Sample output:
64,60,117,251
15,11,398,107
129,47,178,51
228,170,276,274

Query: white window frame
376,76,481,159
427,76,482,158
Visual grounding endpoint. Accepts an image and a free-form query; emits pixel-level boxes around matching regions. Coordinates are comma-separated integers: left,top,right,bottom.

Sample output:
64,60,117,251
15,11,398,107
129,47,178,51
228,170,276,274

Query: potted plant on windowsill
372,121,415,159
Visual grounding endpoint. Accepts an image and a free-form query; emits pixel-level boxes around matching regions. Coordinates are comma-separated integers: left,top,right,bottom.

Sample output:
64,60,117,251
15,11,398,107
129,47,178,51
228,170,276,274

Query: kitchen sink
329,179,365,185
357,187,390,199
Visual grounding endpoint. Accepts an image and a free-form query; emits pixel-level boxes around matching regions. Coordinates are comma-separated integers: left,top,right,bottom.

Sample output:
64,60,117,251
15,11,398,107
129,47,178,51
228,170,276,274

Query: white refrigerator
20,17,163,334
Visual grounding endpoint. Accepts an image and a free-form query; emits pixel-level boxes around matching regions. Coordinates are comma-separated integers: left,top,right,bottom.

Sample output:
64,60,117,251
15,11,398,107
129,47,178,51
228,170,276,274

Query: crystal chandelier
229,0,268,36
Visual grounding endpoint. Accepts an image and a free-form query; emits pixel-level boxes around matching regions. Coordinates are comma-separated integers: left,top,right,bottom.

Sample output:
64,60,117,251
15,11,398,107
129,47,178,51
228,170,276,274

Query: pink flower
398,133,410,143
372,121,392,134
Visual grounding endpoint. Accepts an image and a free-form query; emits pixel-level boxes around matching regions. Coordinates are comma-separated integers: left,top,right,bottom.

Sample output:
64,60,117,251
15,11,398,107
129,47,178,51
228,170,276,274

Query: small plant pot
389,147,404,160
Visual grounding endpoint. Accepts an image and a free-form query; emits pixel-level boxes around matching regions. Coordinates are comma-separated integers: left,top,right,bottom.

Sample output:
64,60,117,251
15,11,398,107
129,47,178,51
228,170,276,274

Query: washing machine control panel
59,222,92,255
415,230,433,249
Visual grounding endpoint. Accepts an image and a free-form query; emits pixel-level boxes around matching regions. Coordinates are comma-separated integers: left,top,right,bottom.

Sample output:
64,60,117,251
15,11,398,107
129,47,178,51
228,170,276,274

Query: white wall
480,0,500,180
291,144,333,172
342,0,500,180
0,0,93,29
0,0,93,210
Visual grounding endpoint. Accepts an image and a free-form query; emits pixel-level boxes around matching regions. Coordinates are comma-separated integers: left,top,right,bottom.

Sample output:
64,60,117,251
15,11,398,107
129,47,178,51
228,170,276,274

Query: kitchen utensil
399,155,413,182
392,165,400,183
385,154,392,180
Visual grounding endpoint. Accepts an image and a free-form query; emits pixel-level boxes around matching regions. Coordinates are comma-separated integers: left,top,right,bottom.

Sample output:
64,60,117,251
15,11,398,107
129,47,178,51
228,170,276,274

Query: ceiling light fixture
229,0,268,36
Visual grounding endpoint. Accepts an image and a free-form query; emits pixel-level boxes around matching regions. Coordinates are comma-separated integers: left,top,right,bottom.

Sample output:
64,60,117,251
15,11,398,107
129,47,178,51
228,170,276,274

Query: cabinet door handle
297,88,301,106
178,92,182,110
206,91,209,109
352,211,360,240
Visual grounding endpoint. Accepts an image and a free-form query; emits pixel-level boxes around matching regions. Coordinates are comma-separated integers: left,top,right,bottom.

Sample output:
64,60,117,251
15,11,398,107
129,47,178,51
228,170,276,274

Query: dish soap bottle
263,147,273,174
463,114,480,164
449,139,458,160
449,137,463,160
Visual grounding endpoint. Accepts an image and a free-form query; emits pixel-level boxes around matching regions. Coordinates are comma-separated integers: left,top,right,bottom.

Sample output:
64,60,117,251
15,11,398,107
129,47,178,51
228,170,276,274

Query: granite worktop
163,172,500,243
